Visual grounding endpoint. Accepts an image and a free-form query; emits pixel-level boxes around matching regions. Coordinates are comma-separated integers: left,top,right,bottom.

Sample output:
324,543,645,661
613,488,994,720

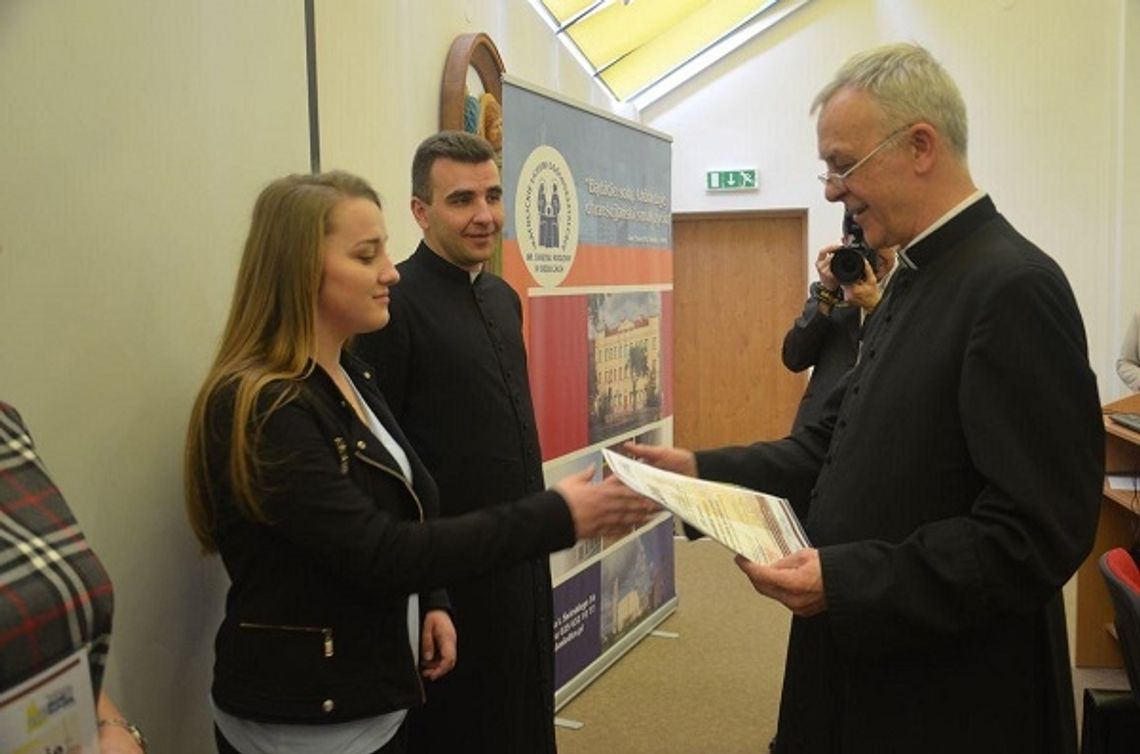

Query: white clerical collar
898,189,987,269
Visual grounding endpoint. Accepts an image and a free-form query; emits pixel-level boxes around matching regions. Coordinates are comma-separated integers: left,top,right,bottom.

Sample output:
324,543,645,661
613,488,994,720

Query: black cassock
699,197,1104,754
355,242,556,754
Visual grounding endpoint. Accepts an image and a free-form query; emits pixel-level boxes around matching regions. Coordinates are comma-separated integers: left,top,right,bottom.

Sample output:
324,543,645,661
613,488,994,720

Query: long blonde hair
184,171,382,552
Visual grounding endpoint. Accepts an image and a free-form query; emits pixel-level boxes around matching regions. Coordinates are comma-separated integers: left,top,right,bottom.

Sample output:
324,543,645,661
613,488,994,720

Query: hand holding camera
813,213,883,313
830,212,879,285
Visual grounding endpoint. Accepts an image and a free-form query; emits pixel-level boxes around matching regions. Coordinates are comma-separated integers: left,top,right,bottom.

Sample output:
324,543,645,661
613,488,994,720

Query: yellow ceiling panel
532,0,803,104
565,0,705,69
600,0,776,100
540,0,598,25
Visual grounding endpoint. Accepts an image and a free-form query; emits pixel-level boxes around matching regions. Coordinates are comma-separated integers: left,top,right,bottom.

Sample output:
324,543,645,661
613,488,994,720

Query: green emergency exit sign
706,169,757,191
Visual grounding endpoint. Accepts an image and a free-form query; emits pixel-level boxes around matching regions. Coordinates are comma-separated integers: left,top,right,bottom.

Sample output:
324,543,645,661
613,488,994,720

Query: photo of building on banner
500,76,675,706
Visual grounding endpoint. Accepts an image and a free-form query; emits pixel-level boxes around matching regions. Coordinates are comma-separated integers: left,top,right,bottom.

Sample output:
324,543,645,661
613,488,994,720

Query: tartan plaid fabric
0,402,113,695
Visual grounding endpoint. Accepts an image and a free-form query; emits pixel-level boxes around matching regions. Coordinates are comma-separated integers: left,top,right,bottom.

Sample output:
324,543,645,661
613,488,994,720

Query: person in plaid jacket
0,402,146,752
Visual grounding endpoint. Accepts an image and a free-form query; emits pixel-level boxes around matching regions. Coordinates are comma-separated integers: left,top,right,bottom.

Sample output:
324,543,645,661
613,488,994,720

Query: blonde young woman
185,171,651,754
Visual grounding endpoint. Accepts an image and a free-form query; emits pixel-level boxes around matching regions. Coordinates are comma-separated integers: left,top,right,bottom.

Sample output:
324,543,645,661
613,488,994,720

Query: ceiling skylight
530,0,814,109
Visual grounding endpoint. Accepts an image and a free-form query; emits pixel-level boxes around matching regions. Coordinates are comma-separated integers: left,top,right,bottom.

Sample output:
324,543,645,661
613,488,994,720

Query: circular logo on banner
515,145,579,287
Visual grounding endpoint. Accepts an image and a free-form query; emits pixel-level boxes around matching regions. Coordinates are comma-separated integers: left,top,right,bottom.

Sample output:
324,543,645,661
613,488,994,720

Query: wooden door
673,211,808,450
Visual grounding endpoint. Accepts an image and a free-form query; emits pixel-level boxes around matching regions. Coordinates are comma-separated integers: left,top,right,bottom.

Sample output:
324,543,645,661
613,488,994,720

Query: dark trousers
214,722,407,754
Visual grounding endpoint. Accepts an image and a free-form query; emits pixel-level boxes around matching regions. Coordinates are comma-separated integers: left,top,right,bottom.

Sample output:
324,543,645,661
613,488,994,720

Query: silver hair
811,43,968,161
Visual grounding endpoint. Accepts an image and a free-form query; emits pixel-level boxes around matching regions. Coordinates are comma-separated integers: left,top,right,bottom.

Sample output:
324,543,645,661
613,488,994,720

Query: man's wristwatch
810,281,842,307
98,718,148,752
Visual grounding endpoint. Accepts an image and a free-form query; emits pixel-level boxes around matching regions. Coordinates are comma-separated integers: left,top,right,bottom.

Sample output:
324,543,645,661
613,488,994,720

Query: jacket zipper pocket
239,622,334,658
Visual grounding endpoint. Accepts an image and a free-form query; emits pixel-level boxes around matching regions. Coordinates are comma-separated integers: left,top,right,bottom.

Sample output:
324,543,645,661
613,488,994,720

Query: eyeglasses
817,124,912,190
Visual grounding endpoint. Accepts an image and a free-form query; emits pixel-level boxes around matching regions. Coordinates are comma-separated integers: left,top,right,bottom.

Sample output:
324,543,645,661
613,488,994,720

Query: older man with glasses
631,42,1103,754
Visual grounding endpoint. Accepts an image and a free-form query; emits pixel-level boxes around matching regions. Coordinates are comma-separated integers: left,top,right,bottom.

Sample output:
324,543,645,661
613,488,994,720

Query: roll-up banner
500,76,677,708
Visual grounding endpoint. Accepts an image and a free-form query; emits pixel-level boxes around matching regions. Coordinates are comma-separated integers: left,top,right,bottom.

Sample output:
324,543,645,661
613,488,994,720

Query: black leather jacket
206,353,574,723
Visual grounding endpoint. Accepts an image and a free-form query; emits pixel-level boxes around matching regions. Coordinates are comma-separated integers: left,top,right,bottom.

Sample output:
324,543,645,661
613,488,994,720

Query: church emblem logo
515,145,579,287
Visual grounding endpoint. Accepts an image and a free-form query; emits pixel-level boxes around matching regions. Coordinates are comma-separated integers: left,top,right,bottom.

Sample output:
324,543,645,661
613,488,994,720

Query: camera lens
830,246,865,284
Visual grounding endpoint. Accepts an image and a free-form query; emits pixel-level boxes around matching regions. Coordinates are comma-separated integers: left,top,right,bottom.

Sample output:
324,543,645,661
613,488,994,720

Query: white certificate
0,646,99,754
603,448,810,564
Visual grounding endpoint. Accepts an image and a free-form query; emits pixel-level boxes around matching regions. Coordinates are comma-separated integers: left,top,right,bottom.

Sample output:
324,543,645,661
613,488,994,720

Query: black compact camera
829,212,878,284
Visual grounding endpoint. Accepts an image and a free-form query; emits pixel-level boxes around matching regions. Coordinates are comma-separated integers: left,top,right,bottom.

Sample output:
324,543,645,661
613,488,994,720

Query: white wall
1120,0,1140,391
0,2,310,751
0,2,620,753
643,0,1127,402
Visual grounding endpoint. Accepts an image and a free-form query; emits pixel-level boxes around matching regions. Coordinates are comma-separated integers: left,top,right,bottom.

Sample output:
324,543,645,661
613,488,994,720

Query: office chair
1081,548,1140,753
1101,548,1140,695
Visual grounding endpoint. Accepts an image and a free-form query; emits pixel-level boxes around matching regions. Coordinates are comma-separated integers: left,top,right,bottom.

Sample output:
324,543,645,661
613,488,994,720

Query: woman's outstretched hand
555,465,659,539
